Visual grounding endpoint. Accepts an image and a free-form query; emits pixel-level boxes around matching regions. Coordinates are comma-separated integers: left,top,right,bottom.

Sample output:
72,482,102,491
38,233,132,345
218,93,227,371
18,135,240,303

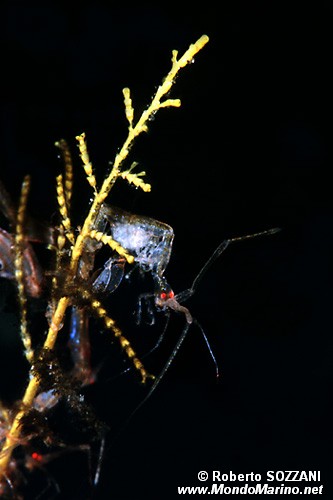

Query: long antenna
177,227,281,303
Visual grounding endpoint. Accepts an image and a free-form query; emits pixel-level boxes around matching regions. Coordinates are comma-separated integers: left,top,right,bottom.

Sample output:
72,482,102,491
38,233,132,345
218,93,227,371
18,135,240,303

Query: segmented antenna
228,227,280,243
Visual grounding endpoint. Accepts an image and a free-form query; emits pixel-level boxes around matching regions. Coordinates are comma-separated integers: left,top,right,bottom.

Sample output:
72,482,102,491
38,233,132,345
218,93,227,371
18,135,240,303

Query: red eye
31,451,43,462
160,292,167,300
168,290,175,299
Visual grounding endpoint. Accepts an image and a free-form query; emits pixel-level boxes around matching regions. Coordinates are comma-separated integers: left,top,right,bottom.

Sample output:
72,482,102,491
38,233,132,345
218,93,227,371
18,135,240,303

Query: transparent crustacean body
99,204,173,275
0,226,43,299
94,204,174,296
94,205,280,328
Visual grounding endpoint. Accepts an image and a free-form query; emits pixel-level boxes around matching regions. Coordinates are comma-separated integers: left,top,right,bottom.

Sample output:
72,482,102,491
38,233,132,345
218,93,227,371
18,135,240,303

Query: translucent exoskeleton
95,204,280,412
0,225,44,299
0,176,279,493
93,204,174,295
0,178,49,299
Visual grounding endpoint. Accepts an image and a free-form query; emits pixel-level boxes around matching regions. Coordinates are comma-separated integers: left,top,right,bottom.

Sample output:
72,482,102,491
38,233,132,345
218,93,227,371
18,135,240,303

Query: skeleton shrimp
95,204,280,402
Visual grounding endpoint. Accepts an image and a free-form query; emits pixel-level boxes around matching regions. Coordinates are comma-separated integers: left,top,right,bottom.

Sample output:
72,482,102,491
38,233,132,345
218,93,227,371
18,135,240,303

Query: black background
1,2,333,499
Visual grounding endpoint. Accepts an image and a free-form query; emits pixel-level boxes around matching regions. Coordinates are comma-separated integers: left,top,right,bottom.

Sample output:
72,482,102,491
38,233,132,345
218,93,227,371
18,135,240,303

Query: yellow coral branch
69,35,209,275
0,34,209,482
55,139,74,209
158,98,181,108
93,34,209,206
76,132,97,192
123,87,134,129
14,175,33,364
56,174,75,245
90,299,153,383
70,35,209,275
120,162,151,192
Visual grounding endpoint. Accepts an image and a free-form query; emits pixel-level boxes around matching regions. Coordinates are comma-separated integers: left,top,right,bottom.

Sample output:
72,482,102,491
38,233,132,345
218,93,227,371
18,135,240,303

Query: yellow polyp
133,358,143,369
119,168,152,192
89,177,96,189
125,347,135,358
75,132,85,146
15,269,23,280
177,34,209,68
105,317,115,329
65,179,72,192
171,49,178,64
123,87,134,126
85,164,93,176
91,299,100,309
88,229,100,242
134,363,155,384
15,233,24,244
98,307,106,317
159,98,181,108
87,176,96,190
57,232,66,250
113,327,122,338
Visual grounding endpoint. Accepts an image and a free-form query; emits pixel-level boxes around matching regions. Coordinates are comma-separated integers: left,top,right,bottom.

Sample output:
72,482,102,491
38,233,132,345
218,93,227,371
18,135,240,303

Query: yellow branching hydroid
55,139,74,209
89,298,153,383
0,34,209,479
56,174,75,245
120,162,151,192
14,175,33,364
76,132,97,192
